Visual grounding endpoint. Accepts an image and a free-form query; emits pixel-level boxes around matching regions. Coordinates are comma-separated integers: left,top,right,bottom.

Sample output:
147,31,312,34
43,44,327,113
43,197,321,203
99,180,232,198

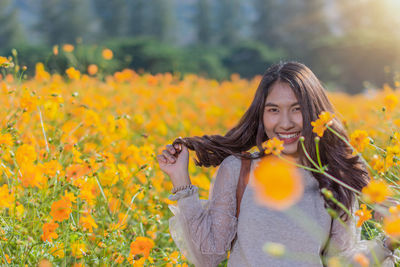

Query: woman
156,61,396,266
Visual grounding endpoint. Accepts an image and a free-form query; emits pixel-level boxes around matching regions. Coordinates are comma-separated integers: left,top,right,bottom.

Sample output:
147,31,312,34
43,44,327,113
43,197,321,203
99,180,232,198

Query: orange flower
50,199,72,222
361,180,392,204
350,130,370,153
251,156,303,210
354,204,372,227
53,45,59,56
130,237,155,258
41,222,59,242
102,48,113,60
384,214,400,238
66,67,81,80
38,259,52,267
263,137,284,155
66,164,91,182
62,44,74,53
353,253,369,267
79,213,98,232
311,111,335,137
87,64,98,75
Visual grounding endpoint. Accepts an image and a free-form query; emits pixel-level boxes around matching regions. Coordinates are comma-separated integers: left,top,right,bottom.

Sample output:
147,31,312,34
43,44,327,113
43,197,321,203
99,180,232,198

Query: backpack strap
236,158,252,218
231,157,252,250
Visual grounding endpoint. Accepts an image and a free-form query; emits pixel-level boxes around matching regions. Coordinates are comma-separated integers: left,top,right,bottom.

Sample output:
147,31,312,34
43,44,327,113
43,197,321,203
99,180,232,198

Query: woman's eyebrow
264,102,300,107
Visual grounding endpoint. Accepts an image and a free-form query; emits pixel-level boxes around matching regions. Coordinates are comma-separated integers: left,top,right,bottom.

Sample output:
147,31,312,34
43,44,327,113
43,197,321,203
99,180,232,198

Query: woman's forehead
265,82,298,104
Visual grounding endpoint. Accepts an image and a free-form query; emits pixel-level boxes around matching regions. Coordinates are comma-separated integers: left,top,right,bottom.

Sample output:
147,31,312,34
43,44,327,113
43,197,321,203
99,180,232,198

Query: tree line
1,0,400,93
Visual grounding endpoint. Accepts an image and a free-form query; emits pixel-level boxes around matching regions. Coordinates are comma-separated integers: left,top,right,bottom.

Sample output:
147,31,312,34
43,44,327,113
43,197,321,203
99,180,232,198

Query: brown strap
236,158,251,218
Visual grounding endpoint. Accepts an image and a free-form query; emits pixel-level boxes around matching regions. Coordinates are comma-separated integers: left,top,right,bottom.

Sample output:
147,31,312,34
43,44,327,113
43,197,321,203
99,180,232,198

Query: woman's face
263,82,303,158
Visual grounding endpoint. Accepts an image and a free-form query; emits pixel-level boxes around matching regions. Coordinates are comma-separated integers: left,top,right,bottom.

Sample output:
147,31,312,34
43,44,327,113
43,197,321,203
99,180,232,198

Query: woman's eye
267,108,279,113
293,107,301,112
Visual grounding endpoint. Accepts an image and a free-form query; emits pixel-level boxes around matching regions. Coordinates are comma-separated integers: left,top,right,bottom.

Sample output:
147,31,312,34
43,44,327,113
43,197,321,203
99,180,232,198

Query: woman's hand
157,142,191,188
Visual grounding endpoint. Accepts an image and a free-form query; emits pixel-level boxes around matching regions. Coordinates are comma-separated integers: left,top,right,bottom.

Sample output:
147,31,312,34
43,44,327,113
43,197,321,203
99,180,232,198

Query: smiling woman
263,82,303,159
157,61,396,266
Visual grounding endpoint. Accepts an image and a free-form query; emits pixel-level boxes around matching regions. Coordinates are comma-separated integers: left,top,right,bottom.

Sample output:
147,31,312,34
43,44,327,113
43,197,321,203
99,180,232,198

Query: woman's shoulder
220,151,259,168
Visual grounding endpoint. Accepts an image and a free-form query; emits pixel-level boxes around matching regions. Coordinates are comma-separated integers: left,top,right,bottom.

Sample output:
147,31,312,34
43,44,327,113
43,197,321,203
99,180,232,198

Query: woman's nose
279,112,295,129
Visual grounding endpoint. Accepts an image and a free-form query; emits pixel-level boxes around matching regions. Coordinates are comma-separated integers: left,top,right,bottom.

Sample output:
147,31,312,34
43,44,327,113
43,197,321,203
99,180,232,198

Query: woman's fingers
156,155,167,164
162,149,176,163
166,144,176,155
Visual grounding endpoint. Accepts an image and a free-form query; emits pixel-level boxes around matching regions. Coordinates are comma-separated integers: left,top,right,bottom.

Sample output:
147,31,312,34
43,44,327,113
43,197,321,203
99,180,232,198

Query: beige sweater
168,154,396,266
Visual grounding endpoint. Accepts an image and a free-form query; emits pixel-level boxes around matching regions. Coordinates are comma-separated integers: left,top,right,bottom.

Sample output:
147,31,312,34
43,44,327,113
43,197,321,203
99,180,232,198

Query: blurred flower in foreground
263,242,285,258
384,213,400,238
361,180,392,204
355,204,372,227
350,130,370,153
353,253,369,267
252,156,303,210
102,48,113,60
311,111,335,137
263,137,284,155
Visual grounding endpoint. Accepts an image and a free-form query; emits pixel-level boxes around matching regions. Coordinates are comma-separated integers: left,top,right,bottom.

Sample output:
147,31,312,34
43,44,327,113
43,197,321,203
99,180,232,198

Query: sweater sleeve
323,199,396,267
168,155,241,267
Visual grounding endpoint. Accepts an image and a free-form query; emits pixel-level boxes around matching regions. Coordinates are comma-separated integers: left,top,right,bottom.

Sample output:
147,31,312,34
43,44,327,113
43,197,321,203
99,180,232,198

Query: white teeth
277,132,300,139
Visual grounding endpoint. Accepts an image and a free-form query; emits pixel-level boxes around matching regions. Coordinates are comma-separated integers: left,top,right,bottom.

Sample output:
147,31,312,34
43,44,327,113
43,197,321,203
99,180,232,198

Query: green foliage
222,41,287,79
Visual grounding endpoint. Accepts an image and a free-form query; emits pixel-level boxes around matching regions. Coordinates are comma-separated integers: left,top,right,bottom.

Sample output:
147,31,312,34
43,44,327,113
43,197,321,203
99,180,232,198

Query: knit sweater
168,154,396,266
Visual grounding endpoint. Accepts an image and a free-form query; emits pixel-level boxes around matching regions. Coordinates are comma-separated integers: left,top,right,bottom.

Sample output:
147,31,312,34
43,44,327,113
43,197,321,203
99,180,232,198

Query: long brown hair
173,61,369,219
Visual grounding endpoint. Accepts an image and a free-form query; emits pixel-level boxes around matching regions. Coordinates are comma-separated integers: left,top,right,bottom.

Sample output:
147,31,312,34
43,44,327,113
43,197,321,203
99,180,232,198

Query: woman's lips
276,132,301,144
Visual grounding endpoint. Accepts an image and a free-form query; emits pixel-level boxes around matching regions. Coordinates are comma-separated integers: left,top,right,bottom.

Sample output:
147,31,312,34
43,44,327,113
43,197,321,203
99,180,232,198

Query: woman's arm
168,155,240,267
323,199,395,266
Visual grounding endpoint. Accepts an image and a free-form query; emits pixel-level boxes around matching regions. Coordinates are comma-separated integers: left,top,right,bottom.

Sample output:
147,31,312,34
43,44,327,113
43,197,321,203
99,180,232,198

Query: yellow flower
0,184,14,209
71,241,86,258
252,156,303,210
311,111,335,137
384,93,398,112
350,130,370,152
354,204,372,227
102,48,113,60
50,242,65,258
0,56,12,68
0,133,13,148
263,137,284,155
361,180,392,204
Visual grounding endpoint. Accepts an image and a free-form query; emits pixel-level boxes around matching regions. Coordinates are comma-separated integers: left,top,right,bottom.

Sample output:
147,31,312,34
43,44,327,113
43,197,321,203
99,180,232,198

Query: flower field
1,49,400,266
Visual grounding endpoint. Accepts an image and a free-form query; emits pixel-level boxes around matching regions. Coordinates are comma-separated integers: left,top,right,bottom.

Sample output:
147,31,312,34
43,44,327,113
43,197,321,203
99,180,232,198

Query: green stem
299,138,320,170
315,138,323,168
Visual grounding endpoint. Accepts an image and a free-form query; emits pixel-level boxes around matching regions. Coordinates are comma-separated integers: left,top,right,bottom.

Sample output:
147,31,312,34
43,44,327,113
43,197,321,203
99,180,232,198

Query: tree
195,0,212,44
93,0,127,38
36,0,92,45
0,0,24,49
215,0,241,45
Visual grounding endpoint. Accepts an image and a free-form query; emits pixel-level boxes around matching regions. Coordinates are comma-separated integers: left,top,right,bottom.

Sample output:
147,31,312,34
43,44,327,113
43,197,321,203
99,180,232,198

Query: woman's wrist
171,173,191,188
